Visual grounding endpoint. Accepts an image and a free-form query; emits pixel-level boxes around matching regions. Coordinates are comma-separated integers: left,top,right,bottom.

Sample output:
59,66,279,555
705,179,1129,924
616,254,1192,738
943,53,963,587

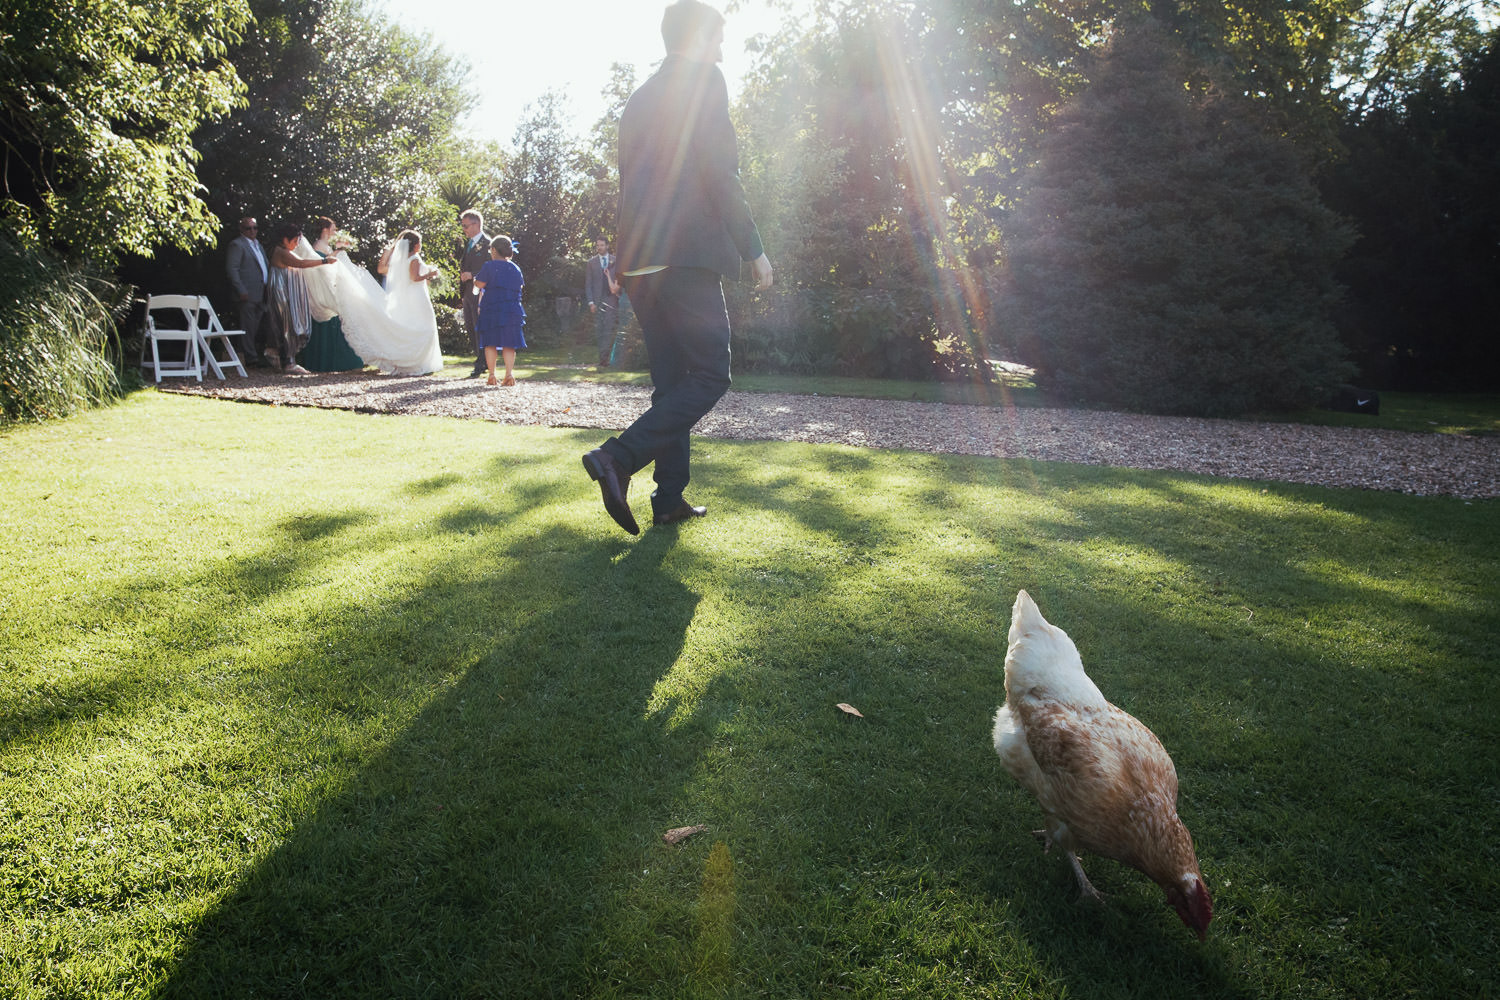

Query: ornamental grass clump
0,233,126,424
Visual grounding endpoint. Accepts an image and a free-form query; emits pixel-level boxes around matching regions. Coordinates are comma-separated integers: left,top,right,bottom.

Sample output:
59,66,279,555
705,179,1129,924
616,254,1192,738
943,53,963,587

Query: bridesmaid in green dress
298,216,365,372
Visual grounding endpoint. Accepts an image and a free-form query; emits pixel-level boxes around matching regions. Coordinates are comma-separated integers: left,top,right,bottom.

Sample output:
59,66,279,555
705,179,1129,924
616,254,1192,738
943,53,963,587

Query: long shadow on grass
154,521,712,999
684,446,1498,996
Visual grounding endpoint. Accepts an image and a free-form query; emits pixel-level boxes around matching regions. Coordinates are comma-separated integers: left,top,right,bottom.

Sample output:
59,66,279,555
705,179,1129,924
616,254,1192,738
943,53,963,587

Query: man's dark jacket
459,232,492,332
615,54,763,278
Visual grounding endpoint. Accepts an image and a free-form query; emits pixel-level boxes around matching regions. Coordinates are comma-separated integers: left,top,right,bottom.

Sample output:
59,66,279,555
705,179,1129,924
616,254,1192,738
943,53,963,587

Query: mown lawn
1,390,1496,999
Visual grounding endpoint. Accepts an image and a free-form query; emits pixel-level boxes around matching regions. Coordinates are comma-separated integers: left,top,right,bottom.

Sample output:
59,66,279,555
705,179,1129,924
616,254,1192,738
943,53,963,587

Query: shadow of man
156,527,703,998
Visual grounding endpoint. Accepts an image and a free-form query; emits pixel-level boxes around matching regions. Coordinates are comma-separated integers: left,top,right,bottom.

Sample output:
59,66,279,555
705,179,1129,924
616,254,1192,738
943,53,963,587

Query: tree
1000,17,1355,416
734,4,990,378
575,64,637,250
498,92,591,325
1323,28,1500,388
118,0,472,327
191,0,471,261
0,0,250,265
1330,0,1498,115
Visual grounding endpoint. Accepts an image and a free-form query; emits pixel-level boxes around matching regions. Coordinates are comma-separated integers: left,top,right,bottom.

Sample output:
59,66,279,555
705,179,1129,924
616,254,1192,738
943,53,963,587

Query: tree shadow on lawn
0,506,375,755
33,433,1493,998
155,519,711,999
688,446,1498,996
140,444,1244,999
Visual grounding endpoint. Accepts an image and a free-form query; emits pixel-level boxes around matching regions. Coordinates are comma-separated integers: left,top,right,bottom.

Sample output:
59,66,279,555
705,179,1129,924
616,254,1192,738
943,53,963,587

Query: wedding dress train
297,237,443,376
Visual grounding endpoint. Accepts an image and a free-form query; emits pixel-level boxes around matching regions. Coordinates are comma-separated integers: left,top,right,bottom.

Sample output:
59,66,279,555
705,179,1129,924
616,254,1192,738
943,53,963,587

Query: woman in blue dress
473,235,525,386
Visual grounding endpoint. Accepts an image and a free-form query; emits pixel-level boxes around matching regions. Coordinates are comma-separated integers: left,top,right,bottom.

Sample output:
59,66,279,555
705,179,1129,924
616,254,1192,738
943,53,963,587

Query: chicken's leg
1066,851,1106,903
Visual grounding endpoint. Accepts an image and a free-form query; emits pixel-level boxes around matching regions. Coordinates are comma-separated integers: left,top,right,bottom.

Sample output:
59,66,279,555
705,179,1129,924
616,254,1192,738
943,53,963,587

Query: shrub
0,234,125,424
1000,18,1355,416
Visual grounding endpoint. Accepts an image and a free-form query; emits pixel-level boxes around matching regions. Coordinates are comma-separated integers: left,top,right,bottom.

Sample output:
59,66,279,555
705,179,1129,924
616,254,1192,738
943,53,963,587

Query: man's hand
750,254,773,290
460,271,473,282
589,303,597,313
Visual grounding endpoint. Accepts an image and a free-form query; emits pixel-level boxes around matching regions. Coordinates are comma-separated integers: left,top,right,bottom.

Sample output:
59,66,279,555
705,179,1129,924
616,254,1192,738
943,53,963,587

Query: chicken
992,590,1213,940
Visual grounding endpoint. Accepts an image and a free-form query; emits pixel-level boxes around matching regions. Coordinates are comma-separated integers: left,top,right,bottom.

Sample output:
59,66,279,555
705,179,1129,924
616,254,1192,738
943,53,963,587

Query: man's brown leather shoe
653,501,707,526
582,449,639,535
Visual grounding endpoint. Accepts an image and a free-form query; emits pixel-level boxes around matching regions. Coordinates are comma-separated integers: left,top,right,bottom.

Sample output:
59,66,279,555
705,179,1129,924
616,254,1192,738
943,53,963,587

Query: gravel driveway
163,368,1500,499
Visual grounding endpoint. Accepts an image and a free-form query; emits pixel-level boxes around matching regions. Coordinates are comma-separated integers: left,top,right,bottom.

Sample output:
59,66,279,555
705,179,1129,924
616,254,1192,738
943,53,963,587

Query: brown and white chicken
992,590,1213,940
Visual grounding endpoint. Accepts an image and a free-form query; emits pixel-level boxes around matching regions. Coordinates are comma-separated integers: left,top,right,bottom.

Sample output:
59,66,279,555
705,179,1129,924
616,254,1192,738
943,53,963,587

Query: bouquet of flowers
330,230,357,253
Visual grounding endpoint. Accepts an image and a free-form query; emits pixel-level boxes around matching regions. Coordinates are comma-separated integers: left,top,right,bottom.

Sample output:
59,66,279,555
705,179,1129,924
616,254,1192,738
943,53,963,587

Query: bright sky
380,1,806,146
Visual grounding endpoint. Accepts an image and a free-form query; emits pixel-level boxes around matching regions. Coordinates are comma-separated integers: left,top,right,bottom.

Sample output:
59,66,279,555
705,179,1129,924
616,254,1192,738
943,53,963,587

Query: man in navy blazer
584,238,622,367
582,0,773,535
458,210,492,376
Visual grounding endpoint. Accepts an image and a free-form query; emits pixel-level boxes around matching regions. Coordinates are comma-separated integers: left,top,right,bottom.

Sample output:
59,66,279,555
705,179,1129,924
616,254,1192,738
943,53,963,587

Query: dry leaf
663,824,708,846
835,702,864,718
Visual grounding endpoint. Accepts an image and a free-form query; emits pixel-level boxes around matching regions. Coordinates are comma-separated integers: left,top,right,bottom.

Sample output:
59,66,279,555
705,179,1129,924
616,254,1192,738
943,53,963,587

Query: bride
296,229,444,376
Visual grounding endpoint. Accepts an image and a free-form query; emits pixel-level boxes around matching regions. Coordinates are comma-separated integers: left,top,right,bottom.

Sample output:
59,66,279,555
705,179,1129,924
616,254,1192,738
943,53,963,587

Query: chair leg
198,333,224,380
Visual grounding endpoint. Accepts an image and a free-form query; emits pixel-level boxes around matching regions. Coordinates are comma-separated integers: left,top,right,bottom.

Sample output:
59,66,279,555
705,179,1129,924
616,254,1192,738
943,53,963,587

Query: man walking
225,216,270,366
458,210,492,376
582,0,773,535
584,238,622,367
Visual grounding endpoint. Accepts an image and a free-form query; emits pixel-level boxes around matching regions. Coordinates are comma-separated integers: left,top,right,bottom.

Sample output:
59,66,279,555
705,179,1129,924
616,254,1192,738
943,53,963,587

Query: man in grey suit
224,216,270,365
458,209,492,376
584,238,622,367
582,0,773,535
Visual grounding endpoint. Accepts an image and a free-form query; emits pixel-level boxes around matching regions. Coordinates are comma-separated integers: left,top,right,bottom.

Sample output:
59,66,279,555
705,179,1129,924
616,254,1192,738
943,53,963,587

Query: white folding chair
140,294,205,383
195,297,248,378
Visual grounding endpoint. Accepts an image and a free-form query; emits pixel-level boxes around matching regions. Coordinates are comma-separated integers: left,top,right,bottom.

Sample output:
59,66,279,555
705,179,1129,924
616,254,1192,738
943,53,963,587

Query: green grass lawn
2,391,1497,999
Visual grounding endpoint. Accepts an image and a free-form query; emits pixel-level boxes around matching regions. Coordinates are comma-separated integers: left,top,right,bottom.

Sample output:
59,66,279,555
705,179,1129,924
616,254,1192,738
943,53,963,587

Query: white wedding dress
296,237,443,376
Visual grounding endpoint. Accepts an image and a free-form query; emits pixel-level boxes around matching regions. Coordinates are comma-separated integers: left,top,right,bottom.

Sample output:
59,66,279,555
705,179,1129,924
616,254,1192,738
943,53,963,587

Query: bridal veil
297,236,444,376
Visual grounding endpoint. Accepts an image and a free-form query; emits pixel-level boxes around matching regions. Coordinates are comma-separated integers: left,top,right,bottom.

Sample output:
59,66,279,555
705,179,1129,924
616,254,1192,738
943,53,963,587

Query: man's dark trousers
600,267,729,518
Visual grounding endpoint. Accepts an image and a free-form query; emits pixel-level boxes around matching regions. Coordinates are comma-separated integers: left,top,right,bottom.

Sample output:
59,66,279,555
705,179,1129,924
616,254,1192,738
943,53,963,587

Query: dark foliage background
998,18,1356,415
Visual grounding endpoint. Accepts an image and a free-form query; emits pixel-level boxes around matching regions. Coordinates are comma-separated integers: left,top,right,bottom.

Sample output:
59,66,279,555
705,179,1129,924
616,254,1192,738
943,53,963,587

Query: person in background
458,210,492,377
297,216,364,372
582,0,773,535
474,235,526,387
584,238,622,367
267,222,336,375
225,216,270,366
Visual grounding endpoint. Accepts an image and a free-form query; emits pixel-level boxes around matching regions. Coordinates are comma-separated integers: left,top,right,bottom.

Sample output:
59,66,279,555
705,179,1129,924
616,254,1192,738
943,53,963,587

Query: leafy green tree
1330,0,1498,115
497,92,592,332
118,0,471,328
575,64,637,250
734,5,989,378
192,0,471,261
1323,28,1500,388
1000,17,1355,416
0,0,250,265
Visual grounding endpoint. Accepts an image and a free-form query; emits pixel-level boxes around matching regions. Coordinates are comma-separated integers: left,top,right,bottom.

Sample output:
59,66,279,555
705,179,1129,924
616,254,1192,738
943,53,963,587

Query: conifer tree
1001,17,1355,416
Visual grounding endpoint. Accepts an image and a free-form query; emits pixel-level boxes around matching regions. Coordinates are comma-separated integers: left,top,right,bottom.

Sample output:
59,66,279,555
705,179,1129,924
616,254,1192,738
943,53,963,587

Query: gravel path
163,368,1500,499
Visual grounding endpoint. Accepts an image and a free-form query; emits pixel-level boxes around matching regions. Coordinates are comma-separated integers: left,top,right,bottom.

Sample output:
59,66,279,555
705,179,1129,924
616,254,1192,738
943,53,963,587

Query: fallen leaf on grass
663,824,708,845
835,703,864,718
